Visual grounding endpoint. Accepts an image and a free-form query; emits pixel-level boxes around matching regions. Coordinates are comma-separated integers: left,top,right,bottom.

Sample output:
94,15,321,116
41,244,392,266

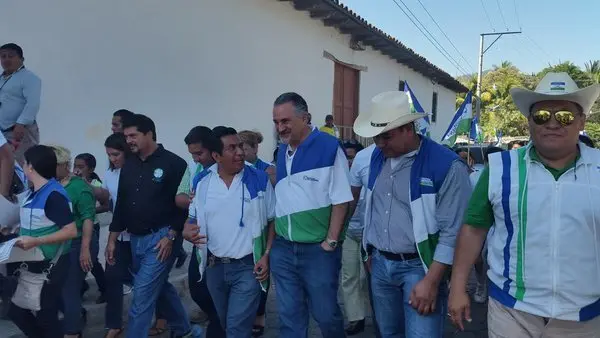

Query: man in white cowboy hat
449,72,600,337
353,91,471,337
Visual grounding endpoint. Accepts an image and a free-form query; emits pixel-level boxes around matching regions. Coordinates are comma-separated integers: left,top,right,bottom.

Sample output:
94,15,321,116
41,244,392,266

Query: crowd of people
1,41,600,338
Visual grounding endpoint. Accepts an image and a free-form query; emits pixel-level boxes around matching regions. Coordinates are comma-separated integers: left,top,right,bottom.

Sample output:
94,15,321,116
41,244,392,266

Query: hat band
371,121,388,127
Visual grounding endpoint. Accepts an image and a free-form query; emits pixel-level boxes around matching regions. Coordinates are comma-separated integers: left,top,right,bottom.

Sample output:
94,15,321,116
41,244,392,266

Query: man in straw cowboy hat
449,72,600,337
353,91,471,337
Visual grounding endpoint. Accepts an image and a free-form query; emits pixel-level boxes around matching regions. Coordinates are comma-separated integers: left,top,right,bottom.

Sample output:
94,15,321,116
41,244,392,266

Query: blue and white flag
441,92,473,145
403,82,430,136
470,113,482,143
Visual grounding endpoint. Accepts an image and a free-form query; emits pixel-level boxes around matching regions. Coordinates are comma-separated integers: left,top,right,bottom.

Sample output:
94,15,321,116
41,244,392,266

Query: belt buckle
399,253,406,261
222,257,231,264
208,255,216,267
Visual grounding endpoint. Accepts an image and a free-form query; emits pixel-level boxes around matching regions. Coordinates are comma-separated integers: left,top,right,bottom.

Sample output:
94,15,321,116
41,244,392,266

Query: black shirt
109,145,186,235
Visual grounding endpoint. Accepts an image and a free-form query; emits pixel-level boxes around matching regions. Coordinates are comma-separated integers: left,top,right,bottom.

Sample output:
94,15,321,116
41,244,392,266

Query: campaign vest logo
153,168,164,183
303,175,319,182
419,177,434,187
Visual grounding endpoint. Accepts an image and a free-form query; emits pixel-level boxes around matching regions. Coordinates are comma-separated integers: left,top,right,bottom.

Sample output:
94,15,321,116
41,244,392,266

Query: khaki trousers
3,122,40,165
489,298,600,338
340,236,368,322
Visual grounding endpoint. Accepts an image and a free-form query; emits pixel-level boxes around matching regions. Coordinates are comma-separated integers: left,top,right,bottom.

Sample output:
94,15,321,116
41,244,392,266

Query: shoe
182,324,204,338
175,252,188,269
345,319,365,335
473,282,487,304
122,284,133,295
96,293,107,304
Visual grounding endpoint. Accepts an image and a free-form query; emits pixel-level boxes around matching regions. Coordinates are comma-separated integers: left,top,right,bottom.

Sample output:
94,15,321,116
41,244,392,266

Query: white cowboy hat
353,91,428,138
510,72,600,117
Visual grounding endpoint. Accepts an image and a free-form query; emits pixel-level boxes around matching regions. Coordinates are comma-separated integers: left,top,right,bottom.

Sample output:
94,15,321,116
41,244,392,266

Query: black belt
368,245,419,261
131,226,168,236
208,252,252,265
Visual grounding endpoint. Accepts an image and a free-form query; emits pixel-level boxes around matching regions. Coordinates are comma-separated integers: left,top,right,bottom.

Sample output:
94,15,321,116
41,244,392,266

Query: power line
524,33,553,64
478,0,496,32
495,0,510,31
414,0,476,73
512,0,522,29
389,0,471,76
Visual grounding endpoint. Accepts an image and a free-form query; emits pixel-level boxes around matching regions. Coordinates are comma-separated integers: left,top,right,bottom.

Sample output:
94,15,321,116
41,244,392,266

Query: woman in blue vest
238,130,274,337
9,145,77,338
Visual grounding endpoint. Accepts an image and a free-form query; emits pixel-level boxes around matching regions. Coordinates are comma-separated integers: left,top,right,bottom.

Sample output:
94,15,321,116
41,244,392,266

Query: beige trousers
340,237,368,322
3,122,40,165
488,298,600,338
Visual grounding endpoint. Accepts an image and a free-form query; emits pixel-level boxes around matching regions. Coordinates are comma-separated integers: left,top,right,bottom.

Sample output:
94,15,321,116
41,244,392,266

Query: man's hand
80,246,93,272
105,240,116,265
182,222,206,245
254,254,269,282
409,277,439,315
155,237,173,262
12,124,26,142
320,241,335,252
15,236,40,250
448,288,471,331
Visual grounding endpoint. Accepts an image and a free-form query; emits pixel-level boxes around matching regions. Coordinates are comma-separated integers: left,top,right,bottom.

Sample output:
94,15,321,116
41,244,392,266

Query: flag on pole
441,91,473,145
469,113,483,143
403,82,430,136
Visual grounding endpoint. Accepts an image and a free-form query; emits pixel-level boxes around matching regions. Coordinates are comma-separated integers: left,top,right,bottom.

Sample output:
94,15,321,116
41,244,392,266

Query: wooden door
332,62,359,141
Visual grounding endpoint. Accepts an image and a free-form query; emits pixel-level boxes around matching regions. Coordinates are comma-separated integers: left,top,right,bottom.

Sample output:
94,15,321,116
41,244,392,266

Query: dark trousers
257,289,268,317
8,254,70,338
90,224,106,294
105,240,133,329
189,246,225,338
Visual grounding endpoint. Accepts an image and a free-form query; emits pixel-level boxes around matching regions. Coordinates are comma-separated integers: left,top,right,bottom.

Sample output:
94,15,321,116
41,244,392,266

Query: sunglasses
531,110,577,127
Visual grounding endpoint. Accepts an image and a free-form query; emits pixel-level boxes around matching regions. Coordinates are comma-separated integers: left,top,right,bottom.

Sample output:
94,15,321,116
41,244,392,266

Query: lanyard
0,65,24,93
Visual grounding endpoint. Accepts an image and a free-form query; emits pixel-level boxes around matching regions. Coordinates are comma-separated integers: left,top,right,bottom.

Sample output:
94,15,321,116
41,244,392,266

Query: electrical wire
512,0,522,29
389,0,471,76
414,0,476,73
495,0,510,31
524,33,553,64
479,0,496,32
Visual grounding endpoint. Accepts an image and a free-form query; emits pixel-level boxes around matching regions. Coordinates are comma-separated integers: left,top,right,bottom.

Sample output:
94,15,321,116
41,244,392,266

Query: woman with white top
102,133,132,338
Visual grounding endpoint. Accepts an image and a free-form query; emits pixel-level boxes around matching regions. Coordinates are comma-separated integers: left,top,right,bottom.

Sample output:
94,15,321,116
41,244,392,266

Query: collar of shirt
135,144,165,163
389,140,422,170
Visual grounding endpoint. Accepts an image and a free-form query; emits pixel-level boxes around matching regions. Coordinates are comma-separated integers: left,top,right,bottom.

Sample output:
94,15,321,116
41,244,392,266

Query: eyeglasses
531,109,577,127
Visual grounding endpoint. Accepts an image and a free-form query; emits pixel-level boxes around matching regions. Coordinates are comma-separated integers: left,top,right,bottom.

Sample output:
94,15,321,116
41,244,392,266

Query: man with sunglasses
0,43,41,165
449,72,600,337
353,91,471,337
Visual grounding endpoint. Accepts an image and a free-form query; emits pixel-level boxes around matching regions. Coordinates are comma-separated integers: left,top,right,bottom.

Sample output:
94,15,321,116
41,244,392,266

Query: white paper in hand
0,238,45,263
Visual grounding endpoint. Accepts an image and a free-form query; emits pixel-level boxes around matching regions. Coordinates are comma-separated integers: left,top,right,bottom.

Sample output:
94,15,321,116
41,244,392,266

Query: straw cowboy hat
510,72,600,117
353,91,428,138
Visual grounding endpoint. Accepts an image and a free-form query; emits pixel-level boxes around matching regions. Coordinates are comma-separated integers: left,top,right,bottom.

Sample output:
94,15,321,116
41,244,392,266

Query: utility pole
475,31,522,117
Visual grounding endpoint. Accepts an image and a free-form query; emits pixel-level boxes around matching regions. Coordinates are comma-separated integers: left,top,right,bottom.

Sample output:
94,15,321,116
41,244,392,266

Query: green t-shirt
465,148,579,229
177,164,204,195
64,176,97,237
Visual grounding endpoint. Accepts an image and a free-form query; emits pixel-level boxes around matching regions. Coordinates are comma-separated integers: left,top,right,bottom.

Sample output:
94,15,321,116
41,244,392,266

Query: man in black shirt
107,114,202,338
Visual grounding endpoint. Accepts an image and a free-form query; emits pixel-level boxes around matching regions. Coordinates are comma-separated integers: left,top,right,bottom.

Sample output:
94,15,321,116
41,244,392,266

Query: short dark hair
211,126,238,155
184,126,215,147
343,141,364,154
484,146,504,162
113,109,134,120
0,43,23,58
579,134,595,148
122,114,156,141
326,114,334,121
455,147,475,161
104,133,131,170
24,145,57,180
273,92,308,115
75,153,97,170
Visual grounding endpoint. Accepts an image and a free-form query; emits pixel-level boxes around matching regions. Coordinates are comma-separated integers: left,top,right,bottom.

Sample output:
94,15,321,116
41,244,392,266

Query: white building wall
0,0,458,170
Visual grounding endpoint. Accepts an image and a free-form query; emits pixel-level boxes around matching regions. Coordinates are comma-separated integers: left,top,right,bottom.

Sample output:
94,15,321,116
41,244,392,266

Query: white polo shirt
103,168,130,241
200,165,275,259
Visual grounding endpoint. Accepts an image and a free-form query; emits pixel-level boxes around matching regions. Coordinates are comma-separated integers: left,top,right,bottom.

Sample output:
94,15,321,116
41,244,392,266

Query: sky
341,0,599,77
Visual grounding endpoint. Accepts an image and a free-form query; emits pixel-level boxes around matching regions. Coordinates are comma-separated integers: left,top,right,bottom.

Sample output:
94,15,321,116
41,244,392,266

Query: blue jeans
205,253,261,338
189,246,225,338
127,227,191,338
104,240,132,329
62,236,97,334
370,250,447,338
270,236,345,338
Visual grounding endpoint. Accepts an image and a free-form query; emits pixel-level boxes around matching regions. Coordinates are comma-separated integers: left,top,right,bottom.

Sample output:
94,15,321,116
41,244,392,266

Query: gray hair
274,92,308,116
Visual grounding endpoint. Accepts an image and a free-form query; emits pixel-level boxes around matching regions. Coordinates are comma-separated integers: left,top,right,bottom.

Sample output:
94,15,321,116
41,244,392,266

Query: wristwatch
166,229,177,241
326,238,338,249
